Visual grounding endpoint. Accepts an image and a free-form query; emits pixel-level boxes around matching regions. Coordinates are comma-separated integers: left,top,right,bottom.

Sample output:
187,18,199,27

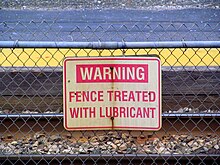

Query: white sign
63,57,161,130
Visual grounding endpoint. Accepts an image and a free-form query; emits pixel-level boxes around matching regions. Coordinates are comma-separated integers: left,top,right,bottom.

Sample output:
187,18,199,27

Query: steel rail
0,154,219,160
1,113,220,118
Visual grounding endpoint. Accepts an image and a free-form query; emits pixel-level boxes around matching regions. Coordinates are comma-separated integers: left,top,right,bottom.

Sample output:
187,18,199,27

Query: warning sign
63,57,161,130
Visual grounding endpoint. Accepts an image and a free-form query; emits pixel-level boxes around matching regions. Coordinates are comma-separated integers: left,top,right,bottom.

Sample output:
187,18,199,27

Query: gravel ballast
1,132,220,155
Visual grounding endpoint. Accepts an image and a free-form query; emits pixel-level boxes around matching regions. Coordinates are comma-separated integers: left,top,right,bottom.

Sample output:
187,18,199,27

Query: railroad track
0,63,220,164
0,113,220,164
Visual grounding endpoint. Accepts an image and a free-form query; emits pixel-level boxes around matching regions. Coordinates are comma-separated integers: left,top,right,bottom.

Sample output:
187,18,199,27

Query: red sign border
63,57,161,131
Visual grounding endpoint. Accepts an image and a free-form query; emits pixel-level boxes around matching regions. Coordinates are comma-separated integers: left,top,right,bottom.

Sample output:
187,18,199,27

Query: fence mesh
0,9,220,164
1,21,220,41
1,0,220,9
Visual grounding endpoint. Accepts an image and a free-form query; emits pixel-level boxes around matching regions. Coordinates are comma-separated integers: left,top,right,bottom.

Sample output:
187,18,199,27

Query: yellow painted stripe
0,48,219,67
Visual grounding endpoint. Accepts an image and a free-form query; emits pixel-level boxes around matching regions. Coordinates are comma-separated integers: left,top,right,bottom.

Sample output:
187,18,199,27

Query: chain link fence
0,10,220,164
